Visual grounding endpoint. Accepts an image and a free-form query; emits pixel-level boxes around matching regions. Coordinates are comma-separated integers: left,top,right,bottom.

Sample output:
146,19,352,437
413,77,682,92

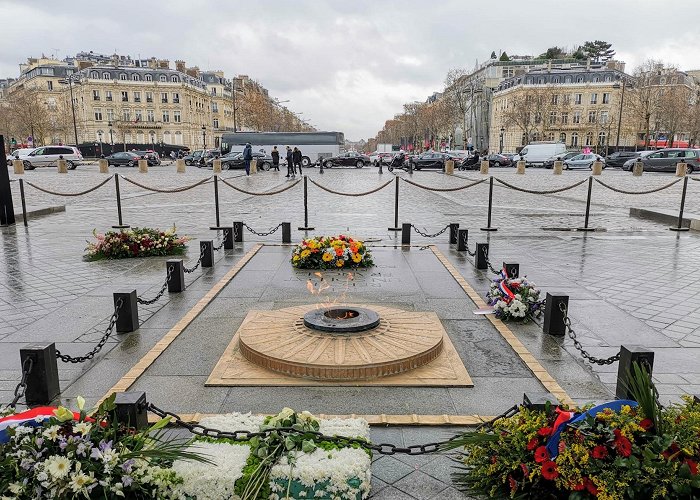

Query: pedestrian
285,146,294,177
243,142,253,176
271,146,280,171
292,147,303,175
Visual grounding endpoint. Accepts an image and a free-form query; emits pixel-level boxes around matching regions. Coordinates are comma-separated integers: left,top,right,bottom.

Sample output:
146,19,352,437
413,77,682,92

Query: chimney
159,59,170,69
78,61,93,70
186,66,200,78
175,60,186,72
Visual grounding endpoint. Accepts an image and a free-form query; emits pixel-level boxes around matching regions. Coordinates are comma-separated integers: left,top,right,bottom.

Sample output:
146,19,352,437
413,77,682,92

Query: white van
513,142,567,167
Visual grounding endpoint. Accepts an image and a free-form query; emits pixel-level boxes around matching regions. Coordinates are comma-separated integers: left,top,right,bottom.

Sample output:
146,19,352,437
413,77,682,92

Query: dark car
543,151,581,169
322,151,371,168
605,151,641,168
106,151,141,167
132,150,161,166
184,148,219,166
486,154,512,167
623,148,700,173
220,151,273,171
410,152,455,170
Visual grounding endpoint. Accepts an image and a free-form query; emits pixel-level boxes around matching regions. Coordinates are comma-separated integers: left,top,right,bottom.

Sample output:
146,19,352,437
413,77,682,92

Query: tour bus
220,131,345,167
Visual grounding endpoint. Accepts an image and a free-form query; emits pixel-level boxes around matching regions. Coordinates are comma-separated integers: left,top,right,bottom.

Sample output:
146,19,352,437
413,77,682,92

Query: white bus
220,132,345,167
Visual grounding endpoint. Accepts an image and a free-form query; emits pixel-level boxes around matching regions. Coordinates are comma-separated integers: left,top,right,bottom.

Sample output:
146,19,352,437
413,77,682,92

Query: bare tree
444,68,471,145
657,85,691,147
626,59,664,149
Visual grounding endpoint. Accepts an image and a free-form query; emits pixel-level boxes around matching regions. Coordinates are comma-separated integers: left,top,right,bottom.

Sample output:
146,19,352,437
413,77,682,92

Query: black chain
213,230,230,251
137,265,174,305
3,357,34,410
481,246,500,275
559,302,621,365
56,299,123,363
411,224,450,238
243,222,283,237
477,404,520,430
183,247,206,274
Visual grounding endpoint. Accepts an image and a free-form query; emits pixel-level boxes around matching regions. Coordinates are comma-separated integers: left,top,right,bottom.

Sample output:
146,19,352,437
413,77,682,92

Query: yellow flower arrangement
291,235,374,269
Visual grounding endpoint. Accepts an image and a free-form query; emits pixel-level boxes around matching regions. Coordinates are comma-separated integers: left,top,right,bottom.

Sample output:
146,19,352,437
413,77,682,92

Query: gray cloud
3,0,700,140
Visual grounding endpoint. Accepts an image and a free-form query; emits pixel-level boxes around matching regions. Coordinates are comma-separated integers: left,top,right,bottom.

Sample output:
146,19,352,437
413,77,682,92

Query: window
598,132,606,146
571,132,579,147
106,109,114,121
106,91,112,101
561,112,569,124
161,92,168,103
573,111,581,124
565,76,572,83
585,132,593,146
574,93,582,104
145,74,152,81
600,111,609,124
538,77,545,84
135,109,142,122
212,102,218,113
173,92,179,103
560,132,566,143
94,108,103,121
534,112,542,124
134,91,141,103
551,94,558,105
660,77,667,84
122,109,131,121
171,76,178,82
132,74,139,81
552,77,559,83
593,76,600,83
92,90,100,101
146,92,153,103
91,71,99,79
549,111,557,125
47,80,53,90
102,72,110,79
120,73,127,81
602,93,610,104
590,93,598,104
213,118,219,128
576,76,584,83
159,75,167,82
147,109,155,122
121,91,128,102
604,75,612,82
174,110,181,123
162,110,170,122
211,88,217,96
588,111,597,123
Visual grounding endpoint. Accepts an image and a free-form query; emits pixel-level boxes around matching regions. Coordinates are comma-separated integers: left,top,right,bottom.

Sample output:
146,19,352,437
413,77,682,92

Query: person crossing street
285,146,294,178
292,147,303,175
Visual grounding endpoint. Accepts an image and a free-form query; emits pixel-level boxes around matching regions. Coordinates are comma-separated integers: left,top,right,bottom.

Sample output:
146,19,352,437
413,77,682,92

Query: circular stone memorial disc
238,304,444,381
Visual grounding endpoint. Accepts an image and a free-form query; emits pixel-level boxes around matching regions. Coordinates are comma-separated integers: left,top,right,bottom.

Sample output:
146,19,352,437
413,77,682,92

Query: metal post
223,227,234,249
401,223,411,245
20,343,60,405
378,159,383,174
19,178,28,227
480,176,498,231
298,176,314,230
209,175,223,230
457,229,468,251
388,176,401,231
0,135,16,226
233,221,244,242
577,176,595,231
166,259,185,292
475,242,489,269
200,240,214,267
282,222,291,243
112,175,129,229
114,290,138,333
319,160,324,174
503,262,519,278
616,346,654,400
114,391,149,430
449,223,459,244
670,176,690,231
543,293,568,336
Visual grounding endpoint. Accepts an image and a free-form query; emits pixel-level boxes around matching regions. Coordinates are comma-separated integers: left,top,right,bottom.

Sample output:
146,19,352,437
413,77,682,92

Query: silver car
563,153,605,170
15,145,83,170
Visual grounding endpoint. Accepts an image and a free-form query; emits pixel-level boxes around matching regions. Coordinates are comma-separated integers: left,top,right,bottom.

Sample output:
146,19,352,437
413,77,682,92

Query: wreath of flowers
291,235,373,269
486,269,543,322
85,226,191,260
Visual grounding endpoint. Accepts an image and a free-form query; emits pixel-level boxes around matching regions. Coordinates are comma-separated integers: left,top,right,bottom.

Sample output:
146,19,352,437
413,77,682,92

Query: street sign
27,136,33,146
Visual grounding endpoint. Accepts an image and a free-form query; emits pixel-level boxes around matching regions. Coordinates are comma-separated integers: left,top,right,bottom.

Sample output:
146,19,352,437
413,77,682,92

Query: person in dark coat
242,142,253,176
292,147,303,175
271,146,280,171
285,146,294,177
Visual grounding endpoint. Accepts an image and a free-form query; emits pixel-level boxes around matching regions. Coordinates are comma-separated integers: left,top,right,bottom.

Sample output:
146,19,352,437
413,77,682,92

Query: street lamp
613,76,628,151
98,131,103,156
108,121,114,146
202,125,206,148
499,127,505,154
58,74,80,147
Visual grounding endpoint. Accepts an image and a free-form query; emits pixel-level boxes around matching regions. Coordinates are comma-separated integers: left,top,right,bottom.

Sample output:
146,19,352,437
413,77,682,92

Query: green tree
538,46,566,60
490,51,497,59
499,51,510,62
581,40,615,62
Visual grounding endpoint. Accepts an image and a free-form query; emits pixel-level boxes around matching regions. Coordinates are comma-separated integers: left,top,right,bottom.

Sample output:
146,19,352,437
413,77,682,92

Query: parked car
183,149,219,166
543,151,581,169
219,151,273,170
410,151,455,170
622,148,700,173
322,151,371,168
6,148,36,166
132,150,161,166
513,142,567,166
369,151,395,166
605,151,641,168
14,145,83,170
486,153,513,167
563,153,605,170
205,150,242,167
105,151,142,167
621,151,655,171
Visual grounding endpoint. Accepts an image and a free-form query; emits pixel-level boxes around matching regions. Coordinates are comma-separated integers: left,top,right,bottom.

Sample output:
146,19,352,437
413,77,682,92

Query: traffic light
10,137,16,147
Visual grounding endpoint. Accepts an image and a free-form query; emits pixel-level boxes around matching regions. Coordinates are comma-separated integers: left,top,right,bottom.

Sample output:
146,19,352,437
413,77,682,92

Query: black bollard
0,135,16,226
114,290,138,333
114,391,149,430
616,346,655,400
388,176,401,231
201,240,214,267
209,175,224,230
542,293,568,336
523,392,559,411
480,176,498,231
233,221,244,242
378,159,383,175
449,223,459,244
20,343,60,405
457,229,469,251
503,262,519,278
577,176,595,232
401,223,411,245
319,159,324,174
475,242,489,270
282,222,291,243
166,259,185,292
223,227,234,249
19,178,28,227
298,176,314,230
670,176,690,231
112,175,129,229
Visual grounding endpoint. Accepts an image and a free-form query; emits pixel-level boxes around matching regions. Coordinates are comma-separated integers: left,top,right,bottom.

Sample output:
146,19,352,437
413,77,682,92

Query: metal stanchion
480,176,498,231
210,175,225,230
401,223,411,244
112,175,129,229
388,176,401,231
457,229,468,251
670,176,690,232
475,243,489,269
449,223,459,244
298,176,314,231
114,290,138,333
577,176,595,232
19,178,28,227
543,293,568,336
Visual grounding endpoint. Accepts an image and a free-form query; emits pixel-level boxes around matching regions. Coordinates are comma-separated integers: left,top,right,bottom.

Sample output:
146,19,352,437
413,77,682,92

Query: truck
513,142,567,167
376,144,397,153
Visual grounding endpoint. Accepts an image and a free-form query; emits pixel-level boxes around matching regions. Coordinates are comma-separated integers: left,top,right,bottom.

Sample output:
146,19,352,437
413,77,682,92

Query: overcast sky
2,0,700,140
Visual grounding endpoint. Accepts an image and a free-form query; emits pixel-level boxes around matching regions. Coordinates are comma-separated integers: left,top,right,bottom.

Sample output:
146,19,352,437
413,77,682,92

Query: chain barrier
183,247,206,274
120,175,212,193
307,177,393,197
25,175,114,197
55,299,123,364
219,177,301,196
136,265,174,305
213,230,230,251
402,177,486,192
2,357,34,411
243,223,283,237
411,224,450,238
481,246,501,275
592,177,682,195
559,302,621,365
477,404,520,431
493,177,589,195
